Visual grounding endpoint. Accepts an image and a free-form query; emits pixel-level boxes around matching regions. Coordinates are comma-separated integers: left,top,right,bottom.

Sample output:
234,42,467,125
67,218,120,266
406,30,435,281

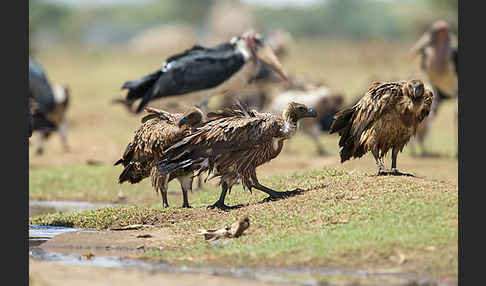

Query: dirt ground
29,260,284,286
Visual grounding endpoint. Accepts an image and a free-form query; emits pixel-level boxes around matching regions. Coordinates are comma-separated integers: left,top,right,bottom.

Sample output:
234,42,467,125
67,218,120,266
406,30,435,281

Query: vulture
114,106,204,208
411,20,458,101
29,58,71,153
31,84,71,155
119,30,287,114
158,101,317,210
268,84,344,156
329,80,433,176
29,58,55,138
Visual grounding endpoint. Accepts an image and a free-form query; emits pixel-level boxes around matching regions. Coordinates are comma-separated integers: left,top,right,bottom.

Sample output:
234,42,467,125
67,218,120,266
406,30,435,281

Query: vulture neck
281,109,299,138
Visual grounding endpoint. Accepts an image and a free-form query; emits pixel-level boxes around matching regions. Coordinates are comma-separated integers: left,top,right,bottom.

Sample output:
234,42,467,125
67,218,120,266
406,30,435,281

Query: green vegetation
30,168,457,277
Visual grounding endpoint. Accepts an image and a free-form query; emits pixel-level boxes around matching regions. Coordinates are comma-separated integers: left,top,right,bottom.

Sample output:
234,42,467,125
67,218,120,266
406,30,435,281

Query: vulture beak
305,108,318,118
256,43,288,81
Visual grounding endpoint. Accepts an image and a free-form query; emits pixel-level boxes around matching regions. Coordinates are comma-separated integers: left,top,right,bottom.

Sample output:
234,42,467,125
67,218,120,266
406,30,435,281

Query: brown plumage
329,80,433,176
158,101,317,210
114,106,204,208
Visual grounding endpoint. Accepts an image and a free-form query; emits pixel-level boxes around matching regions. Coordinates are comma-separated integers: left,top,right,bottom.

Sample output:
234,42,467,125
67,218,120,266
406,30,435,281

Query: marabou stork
120,30,288,114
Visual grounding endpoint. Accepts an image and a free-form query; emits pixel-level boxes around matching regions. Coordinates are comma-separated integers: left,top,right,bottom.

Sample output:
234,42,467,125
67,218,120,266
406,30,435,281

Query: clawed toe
207,202,244,211
378,169,414,177
262,188,304,202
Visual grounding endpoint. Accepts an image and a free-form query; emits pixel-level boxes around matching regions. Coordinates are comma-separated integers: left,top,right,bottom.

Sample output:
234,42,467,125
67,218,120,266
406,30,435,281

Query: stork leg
207,182,244,211
177,173,193,208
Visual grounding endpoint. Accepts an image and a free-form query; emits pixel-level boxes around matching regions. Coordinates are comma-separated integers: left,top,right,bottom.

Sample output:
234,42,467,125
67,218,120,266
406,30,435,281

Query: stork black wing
132,43,245,113
29,58,55,113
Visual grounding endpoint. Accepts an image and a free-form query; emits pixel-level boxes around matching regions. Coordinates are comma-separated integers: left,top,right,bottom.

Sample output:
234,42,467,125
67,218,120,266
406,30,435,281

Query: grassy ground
29,39,458,281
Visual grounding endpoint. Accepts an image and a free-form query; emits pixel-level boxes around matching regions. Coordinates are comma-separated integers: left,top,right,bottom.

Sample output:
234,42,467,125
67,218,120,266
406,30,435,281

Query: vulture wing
160,108,283,176
29,58,55,113
351,82,404,136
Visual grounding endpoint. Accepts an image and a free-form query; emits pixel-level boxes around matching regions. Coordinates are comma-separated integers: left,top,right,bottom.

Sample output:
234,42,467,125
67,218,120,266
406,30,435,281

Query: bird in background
158,101,317,211
114,106,204,208
119,30,288,114
410,20,457,101
330,80,433,176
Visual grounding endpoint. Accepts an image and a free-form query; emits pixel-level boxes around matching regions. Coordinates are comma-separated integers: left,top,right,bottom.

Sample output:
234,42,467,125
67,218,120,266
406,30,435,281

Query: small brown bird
114,106,204,208
199,217,250,241
330,80,433,176
159,101,317,210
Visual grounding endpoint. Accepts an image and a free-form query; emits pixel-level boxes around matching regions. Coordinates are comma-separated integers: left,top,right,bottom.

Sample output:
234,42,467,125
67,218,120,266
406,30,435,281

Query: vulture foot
182,204,192,208
207,202,244,211
378,169,414,177
262,188,303,202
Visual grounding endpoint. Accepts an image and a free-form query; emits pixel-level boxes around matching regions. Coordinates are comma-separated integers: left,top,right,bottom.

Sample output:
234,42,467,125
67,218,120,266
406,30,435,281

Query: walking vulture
120,30,287,113
329,80,433,176
158,101,317,210
114,106,204,208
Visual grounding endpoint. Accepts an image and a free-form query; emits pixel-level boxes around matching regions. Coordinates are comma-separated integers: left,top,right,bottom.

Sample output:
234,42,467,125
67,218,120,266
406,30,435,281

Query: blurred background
29,0,458,192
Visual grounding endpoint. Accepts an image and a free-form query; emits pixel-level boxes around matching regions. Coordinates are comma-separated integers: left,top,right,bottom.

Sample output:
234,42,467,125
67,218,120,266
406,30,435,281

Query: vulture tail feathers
329,107,360,163
329,107,354,134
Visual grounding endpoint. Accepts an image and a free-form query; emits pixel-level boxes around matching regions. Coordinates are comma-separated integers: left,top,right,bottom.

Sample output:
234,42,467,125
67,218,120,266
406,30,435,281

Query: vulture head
231,30,288,81
402,80,434,122
177,106,204,128
283,102,318,123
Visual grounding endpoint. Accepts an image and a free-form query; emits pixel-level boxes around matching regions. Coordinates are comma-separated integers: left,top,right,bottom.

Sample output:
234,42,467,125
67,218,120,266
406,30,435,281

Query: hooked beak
305,108,318,118
256,43,288,81
410,32,431,56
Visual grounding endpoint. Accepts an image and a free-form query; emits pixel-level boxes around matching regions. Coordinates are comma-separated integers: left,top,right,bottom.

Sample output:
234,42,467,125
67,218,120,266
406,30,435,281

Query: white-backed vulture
158,102,317,210
329,80,433,176
268,85,344,155
114,106,204,208
31,84,71,155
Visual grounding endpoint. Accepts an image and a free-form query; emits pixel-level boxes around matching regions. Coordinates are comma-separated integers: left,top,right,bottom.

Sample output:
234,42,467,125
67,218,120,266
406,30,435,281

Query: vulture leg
207,182,244,211
251,173,302,202
58,122,70,152
304,123,327,156
177,173,193,208
373,148,389,175
158,175,170,208
35,132,49,155
390,147,414,177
